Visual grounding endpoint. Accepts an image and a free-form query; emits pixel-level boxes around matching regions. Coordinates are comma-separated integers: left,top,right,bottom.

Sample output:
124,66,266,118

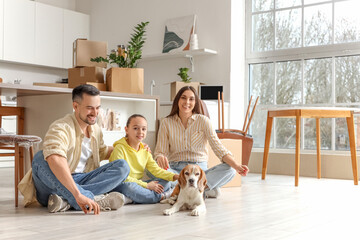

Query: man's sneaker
47,194,71,213
94,192,125,211
205,187,221,198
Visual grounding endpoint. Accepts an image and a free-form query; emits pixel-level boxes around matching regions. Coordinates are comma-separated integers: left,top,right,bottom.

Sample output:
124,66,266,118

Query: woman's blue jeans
167,161,236,190
32,151,130,211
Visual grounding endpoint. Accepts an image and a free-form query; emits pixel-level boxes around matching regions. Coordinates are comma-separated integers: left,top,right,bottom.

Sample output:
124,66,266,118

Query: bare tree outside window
248,0,360,151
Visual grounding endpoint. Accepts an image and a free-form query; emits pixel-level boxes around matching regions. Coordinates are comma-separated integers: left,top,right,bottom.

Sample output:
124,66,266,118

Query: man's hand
147,181,164,194
156,155,169,170
75,194,100,215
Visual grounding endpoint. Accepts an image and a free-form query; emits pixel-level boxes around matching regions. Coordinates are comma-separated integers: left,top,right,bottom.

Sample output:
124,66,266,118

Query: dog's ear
197,168,207,192
178,169,187,189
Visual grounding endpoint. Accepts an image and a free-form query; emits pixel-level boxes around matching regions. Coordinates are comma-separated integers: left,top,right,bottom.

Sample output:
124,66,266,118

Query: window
246,0,360,151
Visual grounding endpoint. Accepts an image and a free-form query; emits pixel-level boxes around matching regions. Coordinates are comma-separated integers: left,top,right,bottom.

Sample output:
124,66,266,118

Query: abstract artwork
162,15,196,53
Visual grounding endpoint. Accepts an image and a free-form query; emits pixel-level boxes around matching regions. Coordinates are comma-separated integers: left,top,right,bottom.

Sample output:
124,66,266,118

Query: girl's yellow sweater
109,137,174,188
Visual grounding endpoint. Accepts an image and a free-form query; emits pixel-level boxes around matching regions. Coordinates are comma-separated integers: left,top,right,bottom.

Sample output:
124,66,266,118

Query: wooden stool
0,134,42,207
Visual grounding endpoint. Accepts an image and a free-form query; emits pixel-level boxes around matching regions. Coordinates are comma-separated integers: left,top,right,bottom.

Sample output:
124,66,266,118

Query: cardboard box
87,82,107,91
68,67,104,88
106,67,144,94
208,139,242,187
170,81,201,101
73,39,107,68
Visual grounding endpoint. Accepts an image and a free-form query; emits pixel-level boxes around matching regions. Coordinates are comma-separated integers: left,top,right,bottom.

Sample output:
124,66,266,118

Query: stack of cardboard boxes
68,39,107,91
68,38,145,94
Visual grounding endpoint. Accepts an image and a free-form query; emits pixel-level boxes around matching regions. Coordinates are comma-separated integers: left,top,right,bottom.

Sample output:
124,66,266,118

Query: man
19,84,130,214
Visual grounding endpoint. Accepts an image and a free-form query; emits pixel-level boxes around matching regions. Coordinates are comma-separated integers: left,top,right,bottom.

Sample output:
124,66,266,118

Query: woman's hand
234,164,249,176
147,181,164,194
143,143,151,153
222,154,249,176
156,155,169,170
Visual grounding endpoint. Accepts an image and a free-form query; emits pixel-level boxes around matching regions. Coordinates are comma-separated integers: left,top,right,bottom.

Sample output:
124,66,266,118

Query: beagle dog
162,164,207,216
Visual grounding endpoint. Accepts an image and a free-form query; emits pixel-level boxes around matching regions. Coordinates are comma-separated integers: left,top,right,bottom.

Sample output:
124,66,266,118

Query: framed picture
162,15,196,53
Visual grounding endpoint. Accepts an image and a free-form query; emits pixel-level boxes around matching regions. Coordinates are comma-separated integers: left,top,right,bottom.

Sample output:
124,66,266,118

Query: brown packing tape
80,68,85,77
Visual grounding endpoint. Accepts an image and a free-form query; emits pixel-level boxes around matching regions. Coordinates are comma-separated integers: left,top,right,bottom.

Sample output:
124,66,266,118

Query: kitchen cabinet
0,0,3,60
1,0,89,69
35,2,63,68
3,0,35,64
63,9,90,68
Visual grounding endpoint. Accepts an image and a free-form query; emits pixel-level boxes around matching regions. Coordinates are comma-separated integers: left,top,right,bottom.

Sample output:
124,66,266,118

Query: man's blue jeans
32,151,130,211
113,178,171,204
167,161,236,190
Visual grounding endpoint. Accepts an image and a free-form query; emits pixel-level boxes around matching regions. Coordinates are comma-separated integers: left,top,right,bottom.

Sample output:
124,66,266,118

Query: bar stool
0,134,42,206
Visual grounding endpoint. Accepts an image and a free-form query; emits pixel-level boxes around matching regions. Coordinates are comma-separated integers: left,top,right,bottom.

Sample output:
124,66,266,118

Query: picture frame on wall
162,15,197,53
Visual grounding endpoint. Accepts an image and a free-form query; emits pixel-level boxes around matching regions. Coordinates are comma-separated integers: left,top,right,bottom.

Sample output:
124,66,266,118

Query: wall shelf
141,48,217,72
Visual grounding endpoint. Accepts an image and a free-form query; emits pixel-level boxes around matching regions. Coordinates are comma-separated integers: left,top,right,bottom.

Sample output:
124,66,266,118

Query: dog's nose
189,178,194,184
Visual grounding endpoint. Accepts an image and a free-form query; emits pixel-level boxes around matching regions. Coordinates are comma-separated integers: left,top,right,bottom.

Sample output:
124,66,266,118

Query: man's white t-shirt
74,136,92,173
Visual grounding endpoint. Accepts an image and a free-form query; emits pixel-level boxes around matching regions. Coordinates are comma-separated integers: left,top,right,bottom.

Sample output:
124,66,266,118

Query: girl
110,114,179,204
154,86,249,198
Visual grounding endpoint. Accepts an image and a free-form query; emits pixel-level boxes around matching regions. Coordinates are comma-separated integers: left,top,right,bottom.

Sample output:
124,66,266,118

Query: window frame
245,0,360,152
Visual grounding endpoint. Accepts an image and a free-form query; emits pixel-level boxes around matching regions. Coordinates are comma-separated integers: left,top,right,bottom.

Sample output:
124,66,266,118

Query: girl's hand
156,155,169,170
173,174,179,181
147,181,164,194
235,164,249,176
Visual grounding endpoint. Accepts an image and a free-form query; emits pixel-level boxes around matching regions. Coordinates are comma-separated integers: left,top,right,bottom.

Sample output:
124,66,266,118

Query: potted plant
171,67,201,101
91,21,149,94
177,67,192,83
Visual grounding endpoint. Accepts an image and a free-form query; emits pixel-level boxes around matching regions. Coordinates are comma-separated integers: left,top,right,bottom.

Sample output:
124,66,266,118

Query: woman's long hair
167,86,201,118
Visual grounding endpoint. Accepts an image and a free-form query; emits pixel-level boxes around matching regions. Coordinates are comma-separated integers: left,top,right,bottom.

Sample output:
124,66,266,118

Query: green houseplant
171,67,200,101
177,67,192,83
91,21,149,68
90,22,149,94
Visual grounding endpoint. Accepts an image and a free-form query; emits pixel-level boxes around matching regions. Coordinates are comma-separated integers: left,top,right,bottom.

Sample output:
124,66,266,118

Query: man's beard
79,114,97,125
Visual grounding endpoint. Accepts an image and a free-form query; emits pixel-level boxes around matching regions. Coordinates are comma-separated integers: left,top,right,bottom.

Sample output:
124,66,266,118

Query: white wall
230,0,246,129
76,0,237,104
1,0,246,127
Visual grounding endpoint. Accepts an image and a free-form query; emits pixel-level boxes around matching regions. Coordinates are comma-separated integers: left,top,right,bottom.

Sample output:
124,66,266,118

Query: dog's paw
160,196,177,205
163,208,174,216
160,199,170,204
191,207,206,216
168,198,176,205
191,209,201,216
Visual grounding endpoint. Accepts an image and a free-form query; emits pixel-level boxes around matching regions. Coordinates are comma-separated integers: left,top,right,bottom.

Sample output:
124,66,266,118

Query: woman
154,86,249,198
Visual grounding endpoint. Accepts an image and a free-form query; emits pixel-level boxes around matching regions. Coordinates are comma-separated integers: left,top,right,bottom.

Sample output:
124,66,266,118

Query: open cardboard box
106,67,144,94
170,81,203,101
208,139,242,187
